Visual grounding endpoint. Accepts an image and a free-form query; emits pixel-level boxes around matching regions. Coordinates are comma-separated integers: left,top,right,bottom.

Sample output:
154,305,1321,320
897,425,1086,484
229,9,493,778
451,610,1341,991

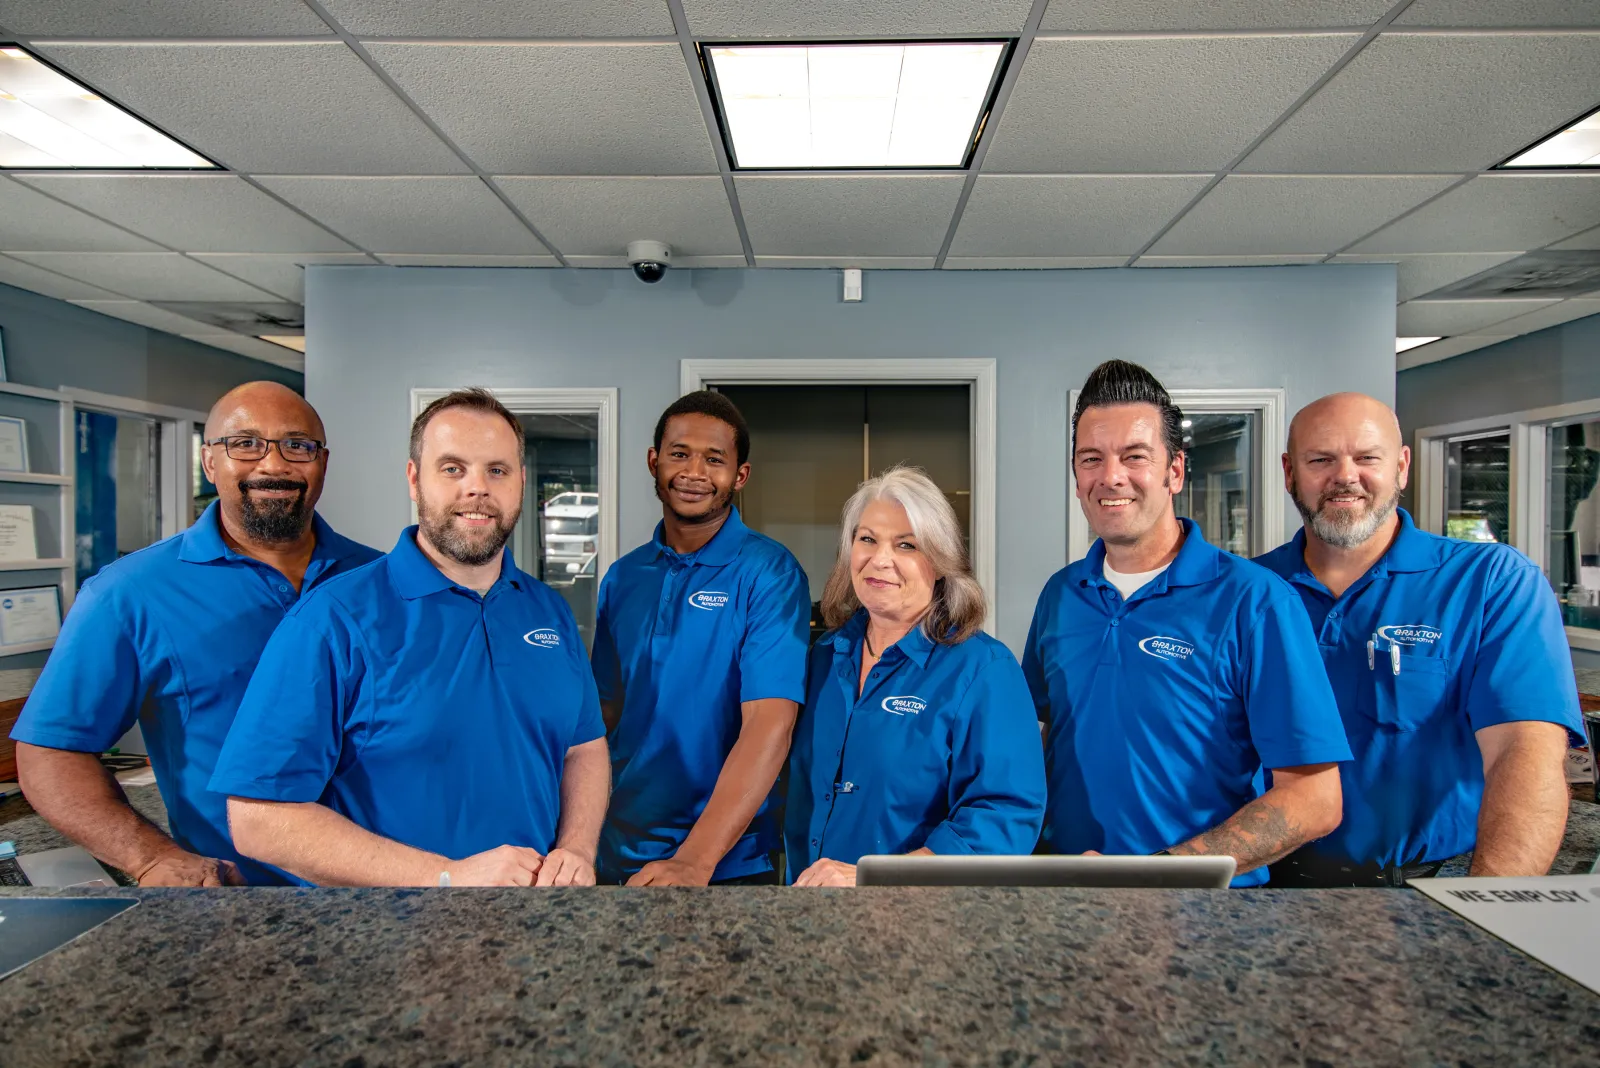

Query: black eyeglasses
204,436,325,462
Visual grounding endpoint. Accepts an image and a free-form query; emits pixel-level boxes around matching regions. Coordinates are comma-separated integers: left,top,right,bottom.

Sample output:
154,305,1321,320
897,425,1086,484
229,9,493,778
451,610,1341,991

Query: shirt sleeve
589,570,623,704
9,577,147,752
1240,589,1353,770
207,610,353,802
1464,558,1586,743
737,563,811,705
560,599,606,748
921,654,1048,856
1020,583,1054,725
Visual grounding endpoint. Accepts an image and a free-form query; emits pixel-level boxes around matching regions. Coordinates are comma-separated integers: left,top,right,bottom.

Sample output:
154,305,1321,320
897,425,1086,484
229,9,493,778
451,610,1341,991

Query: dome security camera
627,240,672,283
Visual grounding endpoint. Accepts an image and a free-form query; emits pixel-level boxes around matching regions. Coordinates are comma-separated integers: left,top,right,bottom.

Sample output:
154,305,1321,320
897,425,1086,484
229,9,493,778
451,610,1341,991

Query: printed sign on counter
1410,875,1600,995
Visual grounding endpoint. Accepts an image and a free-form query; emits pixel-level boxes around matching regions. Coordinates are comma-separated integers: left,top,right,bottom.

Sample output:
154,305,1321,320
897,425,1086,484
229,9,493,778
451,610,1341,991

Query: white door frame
680,358,998,624
410,387,619,581
61,387,207,541
1067,387,1286,562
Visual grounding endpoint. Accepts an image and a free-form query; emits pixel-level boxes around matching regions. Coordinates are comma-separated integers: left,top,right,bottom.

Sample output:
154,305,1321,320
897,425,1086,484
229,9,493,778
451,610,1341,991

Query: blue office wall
0,282,302,408
305,263,1397,650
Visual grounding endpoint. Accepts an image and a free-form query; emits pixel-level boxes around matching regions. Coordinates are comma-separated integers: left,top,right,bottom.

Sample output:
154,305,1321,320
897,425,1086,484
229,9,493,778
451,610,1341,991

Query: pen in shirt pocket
1366,633,1401,675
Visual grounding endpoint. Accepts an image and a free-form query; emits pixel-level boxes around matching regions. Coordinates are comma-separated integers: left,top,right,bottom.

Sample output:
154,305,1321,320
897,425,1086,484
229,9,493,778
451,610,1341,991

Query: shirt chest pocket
1367,655,1454,733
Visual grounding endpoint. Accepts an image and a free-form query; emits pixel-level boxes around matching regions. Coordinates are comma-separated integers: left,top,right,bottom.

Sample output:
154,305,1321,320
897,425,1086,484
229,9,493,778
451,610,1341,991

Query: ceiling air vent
1427,250,1600,300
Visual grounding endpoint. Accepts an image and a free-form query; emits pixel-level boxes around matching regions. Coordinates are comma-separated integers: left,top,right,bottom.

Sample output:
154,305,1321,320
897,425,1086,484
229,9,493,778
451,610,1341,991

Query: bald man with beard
1255,393,1583,886
11,382,379,885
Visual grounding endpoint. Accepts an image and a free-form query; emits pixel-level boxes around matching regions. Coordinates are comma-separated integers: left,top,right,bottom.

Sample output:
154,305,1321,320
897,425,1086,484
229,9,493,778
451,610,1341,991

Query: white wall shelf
0,472,70,486
0,381,76,660
0,638,55,657
0,558,71,572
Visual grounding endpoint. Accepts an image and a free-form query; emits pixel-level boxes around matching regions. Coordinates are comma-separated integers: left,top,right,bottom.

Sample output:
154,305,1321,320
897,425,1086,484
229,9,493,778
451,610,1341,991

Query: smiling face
850,498,937,625
1285,393,1409,550
201,382,327,546
1072,402,1185,549
648,413,749,525
407,406,523,566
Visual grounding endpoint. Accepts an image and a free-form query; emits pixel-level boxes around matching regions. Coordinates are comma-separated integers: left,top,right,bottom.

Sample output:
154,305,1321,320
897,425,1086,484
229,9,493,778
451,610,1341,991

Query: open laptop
855,854,1237,888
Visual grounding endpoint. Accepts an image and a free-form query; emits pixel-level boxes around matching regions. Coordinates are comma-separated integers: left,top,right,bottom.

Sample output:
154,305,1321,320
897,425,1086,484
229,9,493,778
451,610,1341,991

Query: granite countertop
1,884,1597,1067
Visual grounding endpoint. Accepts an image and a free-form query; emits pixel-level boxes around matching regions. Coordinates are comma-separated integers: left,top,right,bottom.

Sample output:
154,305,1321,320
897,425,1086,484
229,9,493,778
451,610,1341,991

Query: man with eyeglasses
11,382,379,886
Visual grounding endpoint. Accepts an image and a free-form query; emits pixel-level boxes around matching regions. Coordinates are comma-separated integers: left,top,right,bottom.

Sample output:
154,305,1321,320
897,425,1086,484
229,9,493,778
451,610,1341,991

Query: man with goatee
1257,393,1583,886
212,389,609,887
11,382,380,885
591,391,809,885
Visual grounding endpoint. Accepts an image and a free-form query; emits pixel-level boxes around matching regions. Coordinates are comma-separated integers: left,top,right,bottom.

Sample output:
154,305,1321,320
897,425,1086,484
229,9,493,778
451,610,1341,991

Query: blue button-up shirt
785,610,1046,876
591,508,809,882
11,501,378,884
1023,519,1352,886
209,528,605,873
1254,509,1585,867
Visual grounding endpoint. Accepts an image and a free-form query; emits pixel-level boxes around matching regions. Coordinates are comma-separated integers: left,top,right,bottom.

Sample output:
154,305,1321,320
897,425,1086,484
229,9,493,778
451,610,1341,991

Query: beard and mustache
416,485,519,566
655,472,735,525
237,477,311,544
1291,475,1401,549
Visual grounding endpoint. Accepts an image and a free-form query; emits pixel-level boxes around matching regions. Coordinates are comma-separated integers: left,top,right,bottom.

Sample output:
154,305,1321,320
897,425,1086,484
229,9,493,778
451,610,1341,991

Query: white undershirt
1103,561,1169,600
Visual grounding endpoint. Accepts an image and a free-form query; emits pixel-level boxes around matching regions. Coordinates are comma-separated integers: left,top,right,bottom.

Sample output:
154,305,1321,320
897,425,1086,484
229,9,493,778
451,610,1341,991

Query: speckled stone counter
1,885,1597,1067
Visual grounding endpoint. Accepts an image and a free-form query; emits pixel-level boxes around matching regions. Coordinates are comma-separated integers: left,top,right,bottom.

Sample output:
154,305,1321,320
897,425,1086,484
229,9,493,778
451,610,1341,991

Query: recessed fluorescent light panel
259,335,306,353
1396,336,1443,353
704,41,1009,169
1499,104,1600,168
0,44,214,169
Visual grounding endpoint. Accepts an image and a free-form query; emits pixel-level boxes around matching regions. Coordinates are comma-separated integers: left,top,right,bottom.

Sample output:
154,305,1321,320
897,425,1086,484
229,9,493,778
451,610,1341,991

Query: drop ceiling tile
754,257,936,269
679,0,1034,36
1551,225,1600,250
375,254,561,266
1478,298,1600,335
1134,255,1329,266
1329,252,1526,300
0,254,124,300
495,177,741,257
0,178,160,252
982,35,1354,173
1396,298,1559,336
1397,334,1514,370
13,175,355,254
1148,175,1455,255
34,43,467,174
949,175,1211,258
317,0,676,36
189,254,377,301
1349,174,1600,254
5,253,279,301
254,178,550,255
1396,1,1600,28
69,300,222,337
185,333,304,368
366,44,716,175
0,0,332,35
1240,33,1600,173
735,176,965,258
1040,1,1392,32
943,257,1129,269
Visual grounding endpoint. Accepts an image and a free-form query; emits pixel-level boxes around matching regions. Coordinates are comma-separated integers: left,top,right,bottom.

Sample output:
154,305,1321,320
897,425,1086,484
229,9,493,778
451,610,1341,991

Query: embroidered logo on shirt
687,589,730,611
881,695,928,716
1138,635,1195,662
1377,624,1442,647
523,628,562,649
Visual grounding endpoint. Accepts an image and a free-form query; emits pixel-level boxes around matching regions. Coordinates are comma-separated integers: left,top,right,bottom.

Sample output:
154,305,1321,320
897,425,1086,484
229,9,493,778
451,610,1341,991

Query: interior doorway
715,384,972,632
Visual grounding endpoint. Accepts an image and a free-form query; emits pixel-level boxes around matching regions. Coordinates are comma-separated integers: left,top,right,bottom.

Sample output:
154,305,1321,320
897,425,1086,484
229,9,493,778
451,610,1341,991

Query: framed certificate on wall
0,417,27,473
0,586,60,649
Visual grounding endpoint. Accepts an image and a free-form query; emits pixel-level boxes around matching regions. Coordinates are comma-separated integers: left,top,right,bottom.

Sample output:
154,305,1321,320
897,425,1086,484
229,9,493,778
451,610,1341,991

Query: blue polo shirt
785,610,1045,877
10,501,378,884
209,528,605,873
1255,509,1585,868
1022,519,1352,886
591,508,809,882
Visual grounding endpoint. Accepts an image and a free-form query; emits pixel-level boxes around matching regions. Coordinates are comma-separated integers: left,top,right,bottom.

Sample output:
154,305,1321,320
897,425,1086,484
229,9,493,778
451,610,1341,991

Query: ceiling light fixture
0,44,214,169
259,335,306,353
1396,336,1443,354
703,40,1009,170
1499,104,1600,168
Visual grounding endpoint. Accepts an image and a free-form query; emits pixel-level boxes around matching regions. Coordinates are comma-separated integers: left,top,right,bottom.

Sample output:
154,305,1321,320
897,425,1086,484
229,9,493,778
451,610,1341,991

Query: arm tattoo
1169,793,1305,874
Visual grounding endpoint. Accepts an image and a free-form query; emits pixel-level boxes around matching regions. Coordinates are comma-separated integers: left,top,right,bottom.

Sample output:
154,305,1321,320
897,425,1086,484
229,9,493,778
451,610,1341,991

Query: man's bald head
204,381,324,442
1284,392,1409,551
201,381,329,548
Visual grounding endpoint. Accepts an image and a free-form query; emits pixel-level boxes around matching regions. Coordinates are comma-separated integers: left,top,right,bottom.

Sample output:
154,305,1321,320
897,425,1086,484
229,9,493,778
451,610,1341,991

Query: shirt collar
1080,516,1221,592
177,500,364,568
650,506,751,567
1280,507,1443,587
822,608,937,668
387,525,522,600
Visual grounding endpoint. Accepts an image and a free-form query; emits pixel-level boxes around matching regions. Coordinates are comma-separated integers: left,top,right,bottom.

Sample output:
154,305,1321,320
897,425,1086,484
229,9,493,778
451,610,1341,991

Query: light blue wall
0,282,302,407
305,263,1397,650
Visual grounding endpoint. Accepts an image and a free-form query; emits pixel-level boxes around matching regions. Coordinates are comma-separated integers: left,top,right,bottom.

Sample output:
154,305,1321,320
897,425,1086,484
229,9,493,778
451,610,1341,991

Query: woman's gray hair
820,464,986,644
